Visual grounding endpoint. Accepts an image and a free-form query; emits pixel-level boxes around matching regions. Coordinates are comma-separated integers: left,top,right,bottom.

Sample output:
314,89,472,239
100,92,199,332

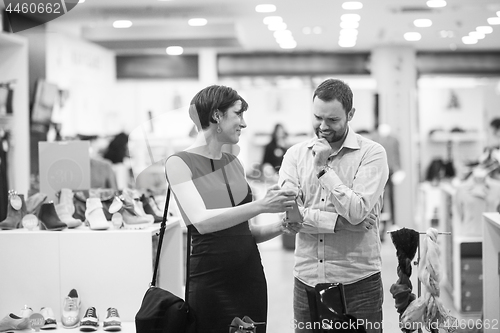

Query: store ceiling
6,0,500,54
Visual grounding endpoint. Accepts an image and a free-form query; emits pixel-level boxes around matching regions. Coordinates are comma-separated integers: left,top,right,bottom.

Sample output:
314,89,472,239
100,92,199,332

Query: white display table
483,213,500,333
0,219,183,323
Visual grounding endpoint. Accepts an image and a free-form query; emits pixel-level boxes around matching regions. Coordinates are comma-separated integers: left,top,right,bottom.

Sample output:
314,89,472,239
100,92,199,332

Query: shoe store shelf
0,218,183,323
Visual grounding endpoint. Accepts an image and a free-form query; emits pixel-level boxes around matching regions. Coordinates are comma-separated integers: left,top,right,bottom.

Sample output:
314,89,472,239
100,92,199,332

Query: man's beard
315,126,347,143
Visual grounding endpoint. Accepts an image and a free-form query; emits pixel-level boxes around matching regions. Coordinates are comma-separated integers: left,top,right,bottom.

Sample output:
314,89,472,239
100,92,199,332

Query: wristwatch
317,165,331,179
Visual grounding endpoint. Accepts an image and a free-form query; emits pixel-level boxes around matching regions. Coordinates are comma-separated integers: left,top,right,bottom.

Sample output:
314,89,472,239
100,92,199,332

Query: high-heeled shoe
38,202,68,231
0,191,27,230
26,192,48,215
108,196,154,230
85,198,110,230
55,188,82,228
140,194,162,223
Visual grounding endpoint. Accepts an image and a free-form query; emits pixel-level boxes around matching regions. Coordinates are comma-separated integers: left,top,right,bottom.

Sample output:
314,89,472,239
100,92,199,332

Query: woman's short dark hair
312,79,353,114
190,85,248,130
490,118,500,131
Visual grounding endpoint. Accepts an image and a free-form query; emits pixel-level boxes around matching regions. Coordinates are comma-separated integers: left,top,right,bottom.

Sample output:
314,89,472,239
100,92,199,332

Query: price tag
29,313,45,331
10,194,22,210
22,214,39,231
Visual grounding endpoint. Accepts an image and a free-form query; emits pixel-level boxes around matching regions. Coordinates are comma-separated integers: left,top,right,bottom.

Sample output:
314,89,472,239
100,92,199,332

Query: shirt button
319,260,323,263
321,198,325,202
320,239,323,242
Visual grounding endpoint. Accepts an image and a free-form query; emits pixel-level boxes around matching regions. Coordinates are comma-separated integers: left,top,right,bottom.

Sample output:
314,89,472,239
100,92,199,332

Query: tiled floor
258,215,479,333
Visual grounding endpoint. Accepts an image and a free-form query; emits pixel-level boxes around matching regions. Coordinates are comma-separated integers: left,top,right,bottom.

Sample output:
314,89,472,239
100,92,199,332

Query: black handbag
135,188,196,333
306,283,366,333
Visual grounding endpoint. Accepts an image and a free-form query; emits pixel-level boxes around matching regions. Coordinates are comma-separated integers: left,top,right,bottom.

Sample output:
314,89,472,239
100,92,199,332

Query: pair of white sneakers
62,289,121,332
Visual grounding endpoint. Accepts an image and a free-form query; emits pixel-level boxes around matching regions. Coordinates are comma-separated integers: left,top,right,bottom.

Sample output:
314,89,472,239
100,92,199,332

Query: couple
165,79,389,333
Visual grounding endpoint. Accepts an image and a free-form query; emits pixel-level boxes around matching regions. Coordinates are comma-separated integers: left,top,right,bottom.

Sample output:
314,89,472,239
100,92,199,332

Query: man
279,79,389,333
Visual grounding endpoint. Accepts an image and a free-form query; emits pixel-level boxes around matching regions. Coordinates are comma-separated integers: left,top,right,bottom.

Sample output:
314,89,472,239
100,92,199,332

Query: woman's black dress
172,151,267,333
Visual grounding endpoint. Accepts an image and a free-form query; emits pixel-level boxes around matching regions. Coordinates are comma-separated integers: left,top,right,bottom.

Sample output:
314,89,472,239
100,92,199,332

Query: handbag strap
151,187,192,301
211,158,235,207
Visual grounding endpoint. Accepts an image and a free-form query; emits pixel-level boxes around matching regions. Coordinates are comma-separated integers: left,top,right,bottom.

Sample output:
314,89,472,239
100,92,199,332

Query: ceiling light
78,0,85,3
342,2,363,10
404,32,421,41
339,35,357,43
340,21,359,29
302,27,311,34
341,14,361,22
312,26,322,34
426,0,447,8
339,40,356,47
487,17,500,25
469,31,485,39
188,18,207,26
273,30,292,39
268,22,287,31
340,28,359,37
461,36,477,44
276,36,295,44
279,40,297,49
263,16,282,25
166,46,183,55
476,26,493,34
414,19,432,27
113,20,132,28
255,4,276,13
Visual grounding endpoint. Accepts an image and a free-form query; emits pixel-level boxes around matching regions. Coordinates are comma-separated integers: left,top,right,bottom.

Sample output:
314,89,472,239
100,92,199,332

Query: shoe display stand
0,218,183,328
482,212,500,333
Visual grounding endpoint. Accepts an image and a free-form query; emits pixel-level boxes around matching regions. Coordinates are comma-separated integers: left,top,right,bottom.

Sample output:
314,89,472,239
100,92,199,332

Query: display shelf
0,219,183,323
483,212,500,333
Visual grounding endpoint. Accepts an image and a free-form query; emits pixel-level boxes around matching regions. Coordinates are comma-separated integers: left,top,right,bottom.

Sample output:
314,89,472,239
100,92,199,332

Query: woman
165,85,298,333
262,123,289,176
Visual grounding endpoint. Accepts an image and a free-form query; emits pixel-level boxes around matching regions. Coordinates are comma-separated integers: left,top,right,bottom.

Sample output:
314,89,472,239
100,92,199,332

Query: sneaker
79,307,99,332
40,307,57,330
0,313,30,331
19,305,33,318
103,308,121,332
62,289,81,328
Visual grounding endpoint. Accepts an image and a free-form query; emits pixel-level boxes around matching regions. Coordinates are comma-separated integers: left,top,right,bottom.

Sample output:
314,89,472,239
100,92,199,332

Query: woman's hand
259,184,297,214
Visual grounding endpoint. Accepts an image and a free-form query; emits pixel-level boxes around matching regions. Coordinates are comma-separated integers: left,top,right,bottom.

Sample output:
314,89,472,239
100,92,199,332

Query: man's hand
334,213,377,233
312,138,331,171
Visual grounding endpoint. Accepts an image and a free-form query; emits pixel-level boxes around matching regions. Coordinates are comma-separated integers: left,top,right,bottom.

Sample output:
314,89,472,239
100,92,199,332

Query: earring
217,123,222,134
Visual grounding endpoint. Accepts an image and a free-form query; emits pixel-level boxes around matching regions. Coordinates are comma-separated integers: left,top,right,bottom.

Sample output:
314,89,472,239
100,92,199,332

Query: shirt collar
306,127,360,151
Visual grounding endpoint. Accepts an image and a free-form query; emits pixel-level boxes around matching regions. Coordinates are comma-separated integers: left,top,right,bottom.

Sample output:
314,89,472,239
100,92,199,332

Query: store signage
3,1,80,33
29,313,44,331
39,141,90,202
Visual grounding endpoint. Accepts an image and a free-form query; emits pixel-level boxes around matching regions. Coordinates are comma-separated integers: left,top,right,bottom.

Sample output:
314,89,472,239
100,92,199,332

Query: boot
109,196,153,230
0,191,27,230
38,202,67,231
26,192,48,215
55,189,82,228
85,198,110,230
140,194,162,223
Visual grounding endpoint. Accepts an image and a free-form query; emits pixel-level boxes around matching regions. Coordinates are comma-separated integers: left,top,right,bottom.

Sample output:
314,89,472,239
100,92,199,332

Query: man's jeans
293,273,383,333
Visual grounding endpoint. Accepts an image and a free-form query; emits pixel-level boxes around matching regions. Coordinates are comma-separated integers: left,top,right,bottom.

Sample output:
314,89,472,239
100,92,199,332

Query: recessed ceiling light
476,26,493,34
340,21,359,29
268,22,287,31
78,0,85,3
404,32,421,41
113,20,132,28
469,31,485,39
340,28,359,37
426,0,447,8
273,30,292,39
279,40,297,49
341,14,361,22
487,17,500,25
276,36,295,44
461,36,477,44
255,4,276,13
414,19,432,27
188,18,207,26
302,27,312,34
263,16,282,25
339,40,356,47
166,46,183,55
342,2,363,10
